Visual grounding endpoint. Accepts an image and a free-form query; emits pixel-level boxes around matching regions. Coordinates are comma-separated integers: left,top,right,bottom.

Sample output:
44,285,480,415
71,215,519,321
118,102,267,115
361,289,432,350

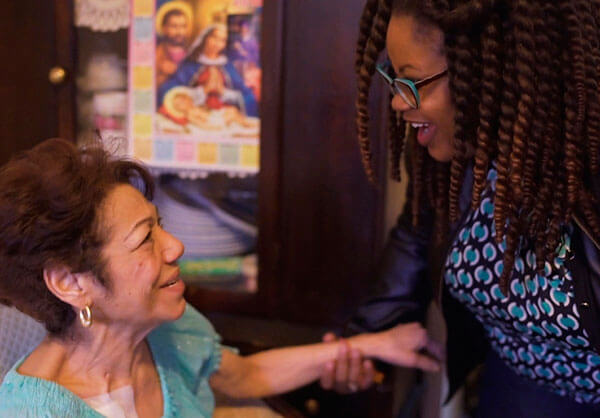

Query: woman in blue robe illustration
157,24,258,118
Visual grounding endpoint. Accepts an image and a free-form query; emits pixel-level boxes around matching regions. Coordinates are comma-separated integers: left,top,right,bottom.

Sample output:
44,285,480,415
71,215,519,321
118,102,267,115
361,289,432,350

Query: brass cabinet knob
304,398,320,415
48,66,67,85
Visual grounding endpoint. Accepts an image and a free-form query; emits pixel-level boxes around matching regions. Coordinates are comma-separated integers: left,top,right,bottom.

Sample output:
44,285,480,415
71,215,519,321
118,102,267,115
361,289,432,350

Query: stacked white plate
153,185,255,258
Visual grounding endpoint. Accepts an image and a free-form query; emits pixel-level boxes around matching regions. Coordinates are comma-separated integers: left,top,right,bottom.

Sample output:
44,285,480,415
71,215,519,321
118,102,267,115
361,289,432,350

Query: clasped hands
319,322,444,393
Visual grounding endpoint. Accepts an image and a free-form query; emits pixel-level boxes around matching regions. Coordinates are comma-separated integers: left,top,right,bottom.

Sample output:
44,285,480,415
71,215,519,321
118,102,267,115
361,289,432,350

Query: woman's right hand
319,333,376,393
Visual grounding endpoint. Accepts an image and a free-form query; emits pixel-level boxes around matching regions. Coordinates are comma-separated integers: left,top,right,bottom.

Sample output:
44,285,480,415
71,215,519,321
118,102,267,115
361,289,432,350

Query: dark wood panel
55,0,76,141
276,0,387,326
256,0,287,318
0,0,75,165
0,1,57,164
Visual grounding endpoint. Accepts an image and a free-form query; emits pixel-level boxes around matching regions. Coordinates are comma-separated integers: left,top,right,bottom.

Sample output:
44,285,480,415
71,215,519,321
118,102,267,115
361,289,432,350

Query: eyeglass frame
376,62,448,109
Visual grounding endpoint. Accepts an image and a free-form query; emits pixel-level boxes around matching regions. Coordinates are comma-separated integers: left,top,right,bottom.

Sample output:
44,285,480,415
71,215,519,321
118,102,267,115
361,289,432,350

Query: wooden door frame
55,0,76,141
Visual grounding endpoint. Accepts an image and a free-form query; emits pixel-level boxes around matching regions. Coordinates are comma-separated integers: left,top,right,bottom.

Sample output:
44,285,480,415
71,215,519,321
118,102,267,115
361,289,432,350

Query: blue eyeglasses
376,62,448,109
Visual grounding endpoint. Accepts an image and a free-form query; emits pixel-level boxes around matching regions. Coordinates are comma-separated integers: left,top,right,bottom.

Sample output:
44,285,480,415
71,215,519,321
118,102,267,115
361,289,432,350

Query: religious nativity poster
129,0,262,174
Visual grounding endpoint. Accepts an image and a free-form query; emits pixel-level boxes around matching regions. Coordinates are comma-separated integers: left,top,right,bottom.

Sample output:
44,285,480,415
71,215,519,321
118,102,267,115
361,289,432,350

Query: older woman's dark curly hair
0,138,154,335
356,0,600,291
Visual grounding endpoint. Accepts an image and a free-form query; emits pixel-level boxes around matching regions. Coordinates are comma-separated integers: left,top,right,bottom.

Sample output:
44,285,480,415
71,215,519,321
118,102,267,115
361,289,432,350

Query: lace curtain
75,0,130,32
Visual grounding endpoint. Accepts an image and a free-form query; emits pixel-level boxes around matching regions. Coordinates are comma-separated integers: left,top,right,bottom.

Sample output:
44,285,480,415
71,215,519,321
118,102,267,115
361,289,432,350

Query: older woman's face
386,14,455,162
90,184,185,329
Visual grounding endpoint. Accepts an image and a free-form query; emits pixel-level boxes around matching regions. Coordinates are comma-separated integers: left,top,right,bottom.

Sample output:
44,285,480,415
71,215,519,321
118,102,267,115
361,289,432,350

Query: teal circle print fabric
444,166,600,404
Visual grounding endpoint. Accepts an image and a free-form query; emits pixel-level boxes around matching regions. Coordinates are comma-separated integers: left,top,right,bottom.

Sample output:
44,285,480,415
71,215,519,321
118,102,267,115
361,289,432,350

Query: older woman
0,139,442,417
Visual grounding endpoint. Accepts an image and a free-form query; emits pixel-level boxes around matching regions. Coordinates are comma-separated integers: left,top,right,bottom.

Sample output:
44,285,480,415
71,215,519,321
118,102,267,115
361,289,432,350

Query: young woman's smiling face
386,14,456,162
89,184,186,330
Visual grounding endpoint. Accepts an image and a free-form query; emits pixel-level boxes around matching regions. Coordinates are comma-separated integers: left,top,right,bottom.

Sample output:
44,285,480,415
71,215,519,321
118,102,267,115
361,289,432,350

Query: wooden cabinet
0,1,395,416
0,0,75,166
186,0,388,324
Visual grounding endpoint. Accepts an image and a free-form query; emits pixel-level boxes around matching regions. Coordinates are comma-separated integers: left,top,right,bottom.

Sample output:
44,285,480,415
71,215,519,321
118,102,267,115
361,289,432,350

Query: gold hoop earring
79,305,92,328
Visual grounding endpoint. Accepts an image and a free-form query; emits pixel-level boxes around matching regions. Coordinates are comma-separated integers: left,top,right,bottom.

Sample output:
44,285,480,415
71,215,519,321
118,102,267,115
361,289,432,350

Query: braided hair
356,0,600,292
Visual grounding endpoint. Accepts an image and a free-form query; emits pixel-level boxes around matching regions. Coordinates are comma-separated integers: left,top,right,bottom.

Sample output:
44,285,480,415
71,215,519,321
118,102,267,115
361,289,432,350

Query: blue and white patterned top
444,166,600,404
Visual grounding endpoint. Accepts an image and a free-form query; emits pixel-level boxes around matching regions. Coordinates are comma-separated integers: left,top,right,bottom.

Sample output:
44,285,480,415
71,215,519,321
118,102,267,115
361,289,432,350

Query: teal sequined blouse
0,304,223,417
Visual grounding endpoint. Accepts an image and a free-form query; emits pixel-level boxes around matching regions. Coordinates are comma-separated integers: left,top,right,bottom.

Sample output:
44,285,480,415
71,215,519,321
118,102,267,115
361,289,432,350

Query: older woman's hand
377,322,444,372
319,333,376,393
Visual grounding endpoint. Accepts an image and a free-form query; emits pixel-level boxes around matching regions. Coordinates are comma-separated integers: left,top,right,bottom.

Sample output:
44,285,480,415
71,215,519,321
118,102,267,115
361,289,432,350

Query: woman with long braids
322,0,600,416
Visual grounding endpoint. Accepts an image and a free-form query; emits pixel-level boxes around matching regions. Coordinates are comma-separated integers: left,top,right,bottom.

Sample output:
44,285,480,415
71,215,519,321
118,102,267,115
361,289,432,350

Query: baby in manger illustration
158,85,258,133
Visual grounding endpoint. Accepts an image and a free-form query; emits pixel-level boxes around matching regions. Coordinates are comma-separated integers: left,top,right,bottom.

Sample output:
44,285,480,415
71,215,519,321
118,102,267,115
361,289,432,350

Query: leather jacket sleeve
345,207,434,334
343,164,472,336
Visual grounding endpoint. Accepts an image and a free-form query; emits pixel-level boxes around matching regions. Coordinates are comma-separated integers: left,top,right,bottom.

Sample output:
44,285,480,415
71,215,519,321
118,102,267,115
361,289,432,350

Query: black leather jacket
347,166,600,401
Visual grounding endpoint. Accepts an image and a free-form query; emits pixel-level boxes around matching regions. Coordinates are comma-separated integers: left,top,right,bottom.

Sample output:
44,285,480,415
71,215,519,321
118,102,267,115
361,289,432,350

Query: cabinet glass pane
74,0,261,293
